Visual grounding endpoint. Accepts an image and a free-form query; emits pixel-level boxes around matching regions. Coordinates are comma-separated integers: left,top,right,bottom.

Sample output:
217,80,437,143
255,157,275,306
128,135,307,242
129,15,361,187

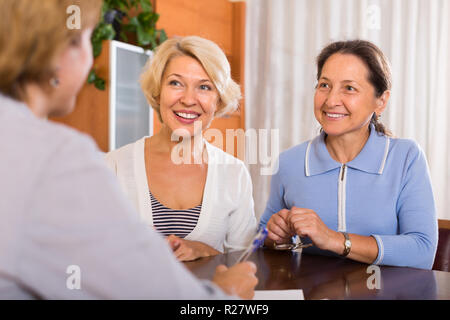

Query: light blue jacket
260,125,438,269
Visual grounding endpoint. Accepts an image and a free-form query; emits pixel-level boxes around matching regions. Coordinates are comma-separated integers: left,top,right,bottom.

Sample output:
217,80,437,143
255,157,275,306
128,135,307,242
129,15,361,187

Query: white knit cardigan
105,136,258,253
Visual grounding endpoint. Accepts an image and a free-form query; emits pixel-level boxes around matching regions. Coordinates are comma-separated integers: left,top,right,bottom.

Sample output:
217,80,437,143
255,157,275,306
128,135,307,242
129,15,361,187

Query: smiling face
159,55,219,137
314,53,388,138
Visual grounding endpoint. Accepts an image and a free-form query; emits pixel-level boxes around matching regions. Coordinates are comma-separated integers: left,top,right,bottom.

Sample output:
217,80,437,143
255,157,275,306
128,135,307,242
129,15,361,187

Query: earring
49,77,60,88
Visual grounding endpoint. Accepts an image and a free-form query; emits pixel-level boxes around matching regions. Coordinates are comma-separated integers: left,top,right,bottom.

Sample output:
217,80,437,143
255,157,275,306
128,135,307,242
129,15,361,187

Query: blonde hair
0,0,101,100
140,36,242,122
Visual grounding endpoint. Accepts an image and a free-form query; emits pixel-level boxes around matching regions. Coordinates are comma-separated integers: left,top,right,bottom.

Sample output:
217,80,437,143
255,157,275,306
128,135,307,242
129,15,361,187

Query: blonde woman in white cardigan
105,36,257,261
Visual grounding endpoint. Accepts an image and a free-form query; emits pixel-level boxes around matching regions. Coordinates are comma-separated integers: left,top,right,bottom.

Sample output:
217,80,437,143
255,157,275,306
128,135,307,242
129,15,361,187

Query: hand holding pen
210,228,264,299
235,227,268,264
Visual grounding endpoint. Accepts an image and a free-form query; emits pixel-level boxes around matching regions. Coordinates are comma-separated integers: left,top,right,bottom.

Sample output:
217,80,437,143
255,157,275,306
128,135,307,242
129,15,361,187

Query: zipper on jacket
340,164,346,181
338,164,347,232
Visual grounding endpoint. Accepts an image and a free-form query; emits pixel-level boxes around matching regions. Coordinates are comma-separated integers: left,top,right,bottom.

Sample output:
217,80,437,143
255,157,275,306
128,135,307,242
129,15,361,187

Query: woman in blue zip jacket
260,40,438,270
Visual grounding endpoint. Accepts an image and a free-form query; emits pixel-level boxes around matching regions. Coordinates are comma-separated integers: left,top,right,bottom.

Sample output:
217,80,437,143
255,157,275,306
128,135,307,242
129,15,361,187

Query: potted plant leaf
88,0,167,90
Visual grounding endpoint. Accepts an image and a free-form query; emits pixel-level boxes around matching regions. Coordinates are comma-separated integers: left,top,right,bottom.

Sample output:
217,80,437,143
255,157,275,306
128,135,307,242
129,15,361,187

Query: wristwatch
341,232,352,257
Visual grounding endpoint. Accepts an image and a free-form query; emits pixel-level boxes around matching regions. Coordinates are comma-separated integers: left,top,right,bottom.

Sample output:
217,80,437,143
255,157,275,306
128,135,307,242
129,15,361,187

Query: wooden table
184,248,450,300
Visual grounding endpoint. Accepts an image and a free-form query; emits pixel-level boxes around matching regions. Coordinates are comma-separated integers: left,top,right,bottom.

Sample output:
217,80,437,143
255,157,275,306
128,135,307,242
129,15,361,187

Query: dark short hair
316,40,392,136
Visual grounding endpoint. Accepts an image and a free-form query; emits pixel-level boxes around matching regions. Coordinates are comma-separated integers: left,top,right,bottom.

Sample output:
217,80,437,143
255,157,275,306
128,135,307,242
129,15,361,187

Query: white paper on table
253,289,304,300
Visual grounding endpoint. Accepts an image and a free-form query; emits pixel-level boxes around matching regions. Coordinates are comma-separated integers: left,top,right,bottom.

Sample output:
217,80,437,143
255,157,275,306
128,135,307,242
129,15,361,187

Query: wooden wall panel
439,219,450,230
156,0,234,55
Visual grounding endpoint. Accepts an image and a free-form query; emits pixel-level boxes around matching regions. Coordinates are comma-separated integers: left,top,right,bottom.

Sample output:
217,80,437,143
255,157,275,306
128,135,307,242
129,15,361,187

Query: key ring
273,236,313,252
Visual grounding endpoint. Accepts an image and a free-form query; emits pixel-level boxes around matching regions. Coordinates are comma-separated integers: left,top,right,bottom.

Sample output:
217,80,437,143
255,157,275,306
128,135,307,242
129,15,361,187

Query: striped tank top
150,191,201,238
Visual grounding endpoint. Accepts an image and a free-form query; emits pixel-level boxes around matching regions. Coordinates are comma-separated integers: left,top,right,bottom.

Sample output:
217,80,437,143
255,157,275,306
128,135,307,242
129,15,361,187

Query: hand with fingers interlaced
266,207,340,252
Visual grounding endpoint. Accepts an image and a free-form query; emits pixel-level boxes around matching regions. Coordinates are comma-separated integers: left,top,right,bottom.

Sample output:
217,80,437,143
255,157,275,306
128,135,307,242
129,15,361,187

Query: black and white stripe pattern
150,191,201,238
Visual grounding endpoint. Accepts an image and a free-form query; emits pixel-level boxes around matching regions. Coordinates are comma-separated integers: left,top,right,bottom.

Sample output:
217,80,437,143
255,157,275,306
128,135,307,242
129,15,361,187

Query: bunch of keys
273,235,313,252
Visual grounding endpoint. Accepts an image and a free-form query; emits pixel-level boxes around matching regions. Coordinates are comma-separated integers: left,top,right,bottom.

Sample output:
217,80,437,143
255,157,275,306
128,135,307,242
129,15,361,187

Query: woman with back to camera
0,0,257,299
260,40,438,269
105,36,257,261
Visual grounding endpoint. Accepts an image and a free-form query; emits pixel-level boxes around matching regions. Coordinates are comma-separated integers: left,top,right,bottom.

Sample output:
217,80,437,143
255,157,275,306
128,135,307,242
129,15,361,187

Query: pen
235,227,268,264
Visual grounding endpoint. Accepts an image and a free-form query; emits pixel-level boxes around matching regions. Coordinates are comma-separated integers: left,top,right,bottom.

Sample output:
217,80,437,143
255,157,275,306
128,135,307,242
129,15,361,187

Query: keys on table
273,235,313,252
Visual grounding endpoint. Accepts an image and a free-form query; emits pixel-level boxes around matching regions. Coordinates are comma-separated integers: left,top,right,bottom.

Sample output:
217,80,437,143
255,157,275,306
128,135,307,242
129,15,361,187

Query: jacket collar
0,93,32,116
305,124,390,176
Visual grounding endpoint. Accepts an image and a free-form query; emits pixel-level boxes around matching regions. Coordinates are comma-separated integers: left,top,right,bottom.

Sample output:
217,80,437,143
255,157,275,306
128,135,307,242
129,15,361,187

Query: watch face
345,240,351,247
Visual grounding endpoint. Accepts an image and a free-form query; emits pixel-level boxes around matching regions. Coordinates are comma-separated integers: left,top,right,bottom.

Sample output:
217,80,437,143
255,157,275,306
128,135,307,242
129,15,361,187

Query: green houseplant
88,0,167,90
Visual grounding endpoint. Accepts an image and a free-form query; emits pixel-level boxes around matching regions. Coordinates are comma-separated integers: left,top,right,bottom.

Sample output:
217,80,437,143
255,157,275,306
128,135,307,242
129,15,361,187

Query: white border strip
338,165,347,232
108,41,117,151
378,137,390,174
305,140,312,176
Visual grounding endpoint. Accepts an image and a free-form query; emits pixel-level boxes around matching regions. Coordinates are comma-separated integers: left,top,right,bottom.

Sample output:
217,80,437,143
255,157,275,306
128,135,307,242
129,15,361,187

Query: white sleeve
17,135,231,299
103,144,142,217
223,164,258,252
104,149,118,174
